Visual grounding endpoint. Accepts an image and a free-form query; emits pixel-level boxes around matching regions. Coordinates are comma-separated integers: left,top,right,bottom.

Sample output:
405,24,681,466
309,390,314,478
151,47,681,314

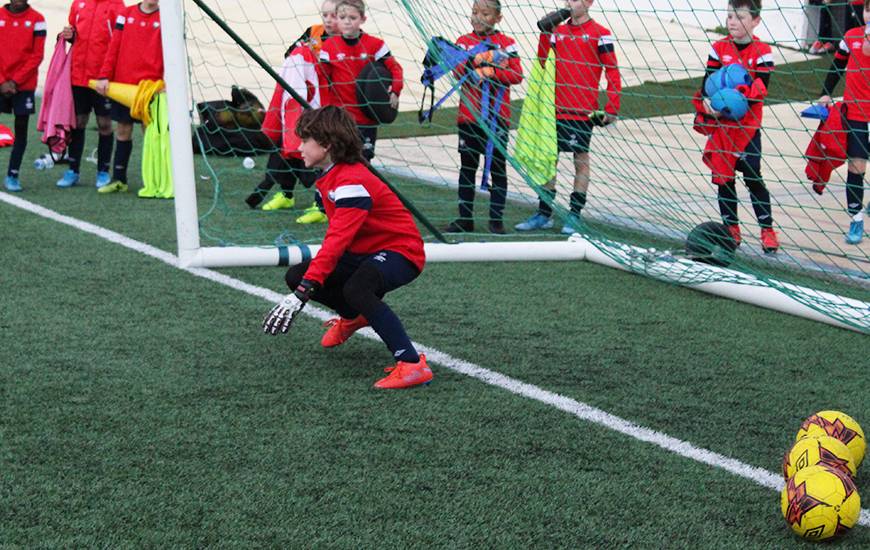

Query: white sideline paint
2,190,868,529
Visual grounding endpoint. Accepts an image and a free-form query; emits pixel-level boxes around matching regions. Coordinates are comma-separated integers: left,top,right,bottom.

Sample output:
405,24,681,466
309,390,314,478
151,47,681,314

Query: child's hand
94,79,109,96
475,66,496,80
817,95,833,106
61,26,75,41
0,80,15,97
702,97,721,117
389,92,399,110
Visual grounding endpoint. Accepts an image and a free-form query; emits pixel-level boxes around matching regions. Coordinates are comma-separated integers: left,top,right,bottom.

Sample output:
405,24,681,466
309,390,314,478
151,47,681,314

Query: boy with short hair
94,0,163,195
443,0,523,235
317,0,403,161
56,0,125,189
0,0,46,192
818,0,870,244
263,106,431,390
515,0,621,234
698,0,779,252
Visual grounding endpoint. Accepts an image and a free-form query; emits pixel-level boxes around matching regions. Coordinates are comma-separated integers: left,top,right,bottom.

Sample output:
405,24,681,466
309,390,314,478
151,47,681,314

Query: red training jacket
304,162,425,286
262,43,322,159
833,27,870,122
805,102,848,185
537,18,621,120
454,31,523,126
99,3,163,84
318,33,403,126
0,4,46,92
67,0,125,87
706,35,774,126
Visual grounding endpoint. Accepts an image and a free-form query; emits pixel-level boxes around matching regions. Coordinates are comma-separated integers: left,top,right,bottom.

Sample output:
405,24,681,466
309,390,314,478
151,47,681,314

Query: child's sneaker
444,219,474,233
321,315,368,348
809,40,825,54
488,220,506,234
845,219,864,245
823,42,837,54
262,192,295,211
760,227,780,253
296,203,327,224
515,212,554,231
4,175,22,192
726,224,742,246
97,180,128,194
560,213,582,235
56,169,80,188
95,171,111,189
374,354,433,389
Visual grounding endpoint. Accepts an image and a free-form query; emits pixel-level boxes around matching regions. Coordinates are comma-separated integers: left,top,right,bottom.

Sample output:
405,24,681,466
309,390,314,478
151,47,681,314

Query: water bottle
33,153,54,171
537,8,571,33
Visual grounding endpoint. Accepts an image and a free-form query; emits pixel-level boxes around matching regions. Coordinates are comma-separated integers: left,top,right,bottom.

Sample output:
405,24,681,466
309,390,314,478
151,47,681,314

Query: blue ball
710,88,749,120
704,64,753,97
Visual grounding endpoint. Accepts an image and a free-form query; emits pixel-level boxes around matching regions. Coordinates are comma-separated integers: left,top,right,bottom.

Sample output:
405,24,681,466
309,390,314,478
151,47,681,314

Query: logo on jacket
127,17,135,23
337,53,346,60
25,21,31,27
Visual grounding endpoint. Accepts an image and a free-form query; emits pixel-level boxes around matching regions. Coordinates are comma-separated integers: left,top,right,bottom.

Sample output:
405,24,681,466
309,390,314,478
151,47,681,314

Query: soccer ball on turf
781,465,861,541
796,411,866,468
782,435,857,480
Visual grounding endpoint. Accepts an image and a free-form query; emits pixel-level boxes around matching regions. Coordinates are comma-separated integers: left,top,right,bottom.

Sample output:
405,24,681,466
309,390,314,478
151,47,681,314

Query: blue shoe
561,213,582,235
56,169,80,188
4,175,22,192
845,219,864,245
95,171,111,188
515,212,554,231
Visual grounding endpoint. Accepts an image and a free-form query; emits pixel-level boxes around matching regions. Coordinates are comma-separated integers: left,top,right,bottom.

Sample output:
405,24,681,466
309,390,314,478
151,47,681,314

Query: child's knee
848,158,866,174
115,123,134,140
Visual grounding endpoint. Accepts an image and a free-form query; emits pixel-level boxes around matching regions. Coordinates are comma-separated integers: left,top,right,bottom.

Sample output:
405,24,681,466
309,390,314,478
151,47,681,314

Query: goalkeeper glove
263,279,318,335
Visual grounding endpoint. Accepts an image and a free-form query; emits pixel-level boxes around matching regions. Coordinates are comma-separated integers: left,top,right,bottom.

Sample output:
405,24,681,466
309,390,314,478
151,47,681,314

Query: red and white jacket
537,18,621,120
262,43,322,158
0,4,46,92
304,162,425,286
805,102,848,184
67,0,125,87
454,30,523,126
99,3,163,84
318,33,403,126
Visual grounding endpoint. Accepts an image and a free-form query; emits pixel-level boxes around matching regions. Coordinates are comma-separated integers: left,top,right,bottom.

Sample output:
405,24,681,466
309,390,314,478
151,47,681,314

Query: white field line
2,190,868,529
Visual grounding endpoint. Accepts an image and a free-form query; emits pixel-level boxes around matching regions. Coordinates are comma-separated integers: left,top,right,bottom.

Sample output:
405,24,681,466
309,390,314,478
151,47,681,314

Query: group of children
1,0,162,194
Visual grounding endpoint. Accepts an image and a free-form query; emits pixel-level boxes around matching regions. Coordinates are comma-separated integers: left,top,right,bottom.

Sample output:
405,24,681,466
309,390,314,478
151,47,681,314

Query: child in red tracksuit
818,0,870,245
0,0,46,192
317,0,403,161
443,0,522,235
263,106,431,390
57,0,125,189
515,0,621,235
698,0,779,253
94,0,164,195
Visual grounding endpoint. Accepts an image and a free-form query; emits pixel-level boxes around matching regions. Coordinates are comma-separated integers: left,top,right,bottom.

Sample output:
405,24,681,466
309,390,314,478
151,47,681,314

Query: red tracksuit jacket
0,4,46,92
67,0,125,87
805,102,848,184
454,30,523,126
99,3,163,84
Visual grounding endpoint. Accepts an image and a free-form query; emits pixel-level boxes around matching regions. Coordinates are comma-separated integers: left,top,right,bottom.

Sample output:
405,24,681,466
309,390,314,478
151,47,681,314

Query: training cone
88,79,138,109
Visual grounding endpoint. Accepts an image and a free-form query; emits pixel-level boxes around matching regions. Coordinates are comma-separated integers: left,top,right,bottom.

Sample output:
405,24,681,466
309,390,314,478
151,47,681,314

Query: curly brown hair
296,106,365,165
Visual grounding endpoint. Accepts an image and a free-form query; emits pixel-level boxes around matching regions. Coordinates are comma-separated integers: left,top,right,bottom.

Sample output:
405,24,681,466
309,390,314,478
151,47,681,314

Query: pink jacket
37,38,76,154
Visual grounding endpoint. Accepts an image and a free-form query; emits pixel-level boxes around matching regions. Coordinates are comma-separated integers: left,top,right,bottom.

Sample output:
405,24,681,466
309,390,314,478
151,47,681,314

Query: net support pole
162,0,201,268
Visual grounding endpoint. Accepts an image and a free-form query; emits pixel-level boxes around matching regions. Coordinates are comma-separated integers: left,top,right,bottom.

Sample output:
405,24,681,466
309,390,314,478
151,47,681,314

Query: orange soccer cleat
321,315,368,348
726,224,742,246
760,227,780,253
374,354,433,389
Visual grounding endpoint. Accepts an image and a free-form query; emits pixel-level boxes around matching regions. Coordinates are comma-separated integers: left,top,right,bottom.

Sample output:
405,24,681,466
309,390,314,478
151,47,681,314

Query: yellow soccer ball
781,465,861,541
796,411,866,468
782,435,857,479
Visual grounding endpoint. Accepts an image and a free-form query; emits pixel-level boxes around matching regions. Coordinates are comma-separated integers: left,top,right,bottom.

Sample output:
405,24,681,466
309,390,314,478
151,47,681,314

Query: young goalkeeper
263,106,431,390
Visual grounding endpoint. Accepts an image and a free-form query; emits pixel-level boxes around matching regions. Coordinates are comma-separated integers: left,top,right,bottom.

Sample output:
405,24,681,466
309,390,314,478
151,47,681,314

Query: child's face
321,1,338,35
470,1,501,34
865,6,870,27
9,0,28,8
726,8,760,42
140,0,159,10
299,137,331,168
337,5,365,38
566,0,593,19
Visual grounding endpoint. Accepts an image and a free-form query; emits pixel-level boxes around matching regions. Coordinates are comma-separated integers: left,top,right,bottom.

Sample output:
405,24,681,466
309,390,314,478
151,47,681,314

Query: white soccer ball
242,157,255,170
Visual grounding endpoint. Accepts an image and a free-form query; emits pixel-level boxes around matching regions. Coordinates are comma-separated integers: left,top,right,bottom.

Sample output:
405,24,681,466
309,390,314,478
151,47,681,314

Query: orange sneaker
374,354,433,389
726,224,742,246
321,315,368,348
760,227,780,253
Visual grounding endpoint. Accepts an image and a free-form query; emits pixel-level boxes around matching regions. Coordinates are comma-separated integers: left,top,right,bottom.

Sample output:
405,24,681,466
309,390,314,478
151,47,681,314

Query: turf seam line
2,189,868,529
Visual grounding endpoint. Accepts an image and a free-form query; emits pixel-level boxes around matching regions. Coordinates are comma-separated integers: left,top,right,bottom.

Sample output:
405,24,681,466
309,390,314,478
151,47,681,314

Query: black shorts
458,121,509,155
845,117,870,160
556,118,594,153
285,250,419,298
110,99,135,124
734,129,762,178
0,91,35,116
73,86,113,117
358,125,377,160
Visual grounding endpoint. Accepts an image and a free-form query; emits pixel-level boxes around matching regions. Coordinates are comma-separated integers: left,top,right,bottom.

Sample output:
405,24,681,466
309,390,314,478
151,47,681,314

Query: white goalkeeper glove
263,280,317,335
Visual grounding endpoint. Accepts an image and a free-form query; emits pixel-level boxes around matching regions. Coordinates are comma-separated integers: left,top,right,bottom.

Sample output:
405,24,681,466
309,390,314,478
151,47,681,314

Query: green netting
180,0,870,330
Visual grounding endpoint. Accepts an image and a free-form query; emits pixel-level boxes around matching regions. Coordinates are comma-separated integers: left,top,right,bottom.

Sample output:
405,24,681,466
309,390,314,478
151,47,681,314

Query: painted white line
3,190,868,528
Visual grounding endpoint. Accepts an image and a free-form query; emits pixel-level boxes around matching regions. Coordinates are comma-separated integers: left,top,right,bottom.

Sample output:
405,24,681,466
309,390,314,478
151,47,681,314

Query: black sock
68,128,86,173
538,187,556,216
746,177,773,228
366,303,419,363
846,171,865,215
7,115,28,177
97,133,113,173
717,180,739,226
112,139,133,183
569,191,587,215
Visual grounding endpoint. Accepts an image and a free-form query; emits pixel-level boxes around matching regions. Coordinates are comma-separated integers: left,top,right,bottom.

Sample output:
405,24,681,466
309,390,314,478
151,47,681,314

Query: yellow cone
88,79,138,109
